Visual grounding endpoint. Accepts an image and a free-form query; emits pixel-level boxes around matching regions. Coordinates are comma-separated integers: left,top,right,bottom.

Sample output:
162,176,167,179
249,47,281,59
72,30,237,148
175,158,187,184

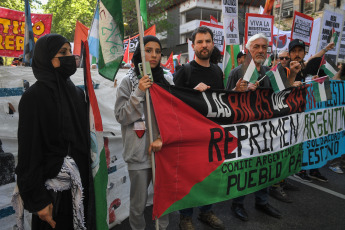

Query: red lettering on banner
228,94,244,123
260,90,273,118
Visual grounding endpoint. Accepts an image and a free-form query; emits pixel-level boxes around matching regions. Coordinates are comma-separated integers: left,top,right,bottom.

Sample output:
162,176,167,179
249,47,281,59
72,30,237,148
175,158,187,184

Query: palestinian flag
319,55,337,77
83,41,109,229
150,83,308,218
312,77,332,102
328,27,338,46
161,52,175,74
263,54,272,67
266,63,291,93
242,52,259,83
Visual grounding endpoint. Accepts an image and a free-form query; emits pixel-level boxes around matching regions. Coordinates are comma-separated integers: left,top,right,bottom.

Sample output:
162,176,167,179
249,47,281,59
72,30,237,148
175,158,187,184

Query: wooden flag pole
135,0,159,229
275,0,283,58
230,45,235,69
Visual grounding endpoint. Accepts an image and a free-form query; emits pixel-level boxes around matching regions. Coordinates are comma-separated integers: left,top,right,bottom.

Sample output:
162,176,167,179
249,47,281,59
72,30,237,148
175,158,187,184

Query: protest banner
200,21,225,55
150,84,307,218
245,13,274,46
303,80,345,170
291,11,314,49
316,4,344,64
222,0,239,45
123,24,156,55
0,7,52,58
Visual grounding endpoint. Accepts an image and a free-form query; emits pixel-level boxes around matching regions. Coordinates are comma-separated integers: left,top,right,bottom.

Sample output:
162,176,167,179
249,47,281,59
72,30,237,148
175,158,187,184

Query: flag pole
275,0,283,58
135,0,159,229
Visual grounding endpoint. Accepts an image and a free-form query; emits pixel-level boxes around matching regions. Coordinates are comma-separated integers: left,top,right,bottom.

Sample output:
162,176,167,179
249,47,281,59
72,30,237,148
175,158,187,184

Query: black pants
32,190,73,230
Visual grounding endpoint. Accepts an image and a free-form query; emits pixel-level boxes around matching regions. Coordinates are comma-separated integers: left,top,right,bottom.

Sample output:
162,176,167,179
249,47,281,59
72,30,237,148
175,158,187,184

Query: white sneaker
329,165,344,174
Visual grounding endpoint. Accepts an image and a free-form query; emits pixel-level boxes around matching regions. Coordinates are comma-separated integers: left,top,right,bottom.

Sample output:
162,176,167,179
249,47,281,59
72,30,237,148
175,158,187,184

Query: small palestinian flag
319,55,337,77
328,27,338,46
312,77,332,102
242,52,259,83
263,54,272,67
266,63,291,93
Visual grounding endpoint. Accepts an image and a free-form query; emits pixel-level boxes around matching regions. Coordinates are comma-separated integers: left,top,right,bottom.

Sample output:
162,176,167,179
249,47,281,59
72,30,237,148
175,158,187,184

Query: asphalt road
112,163,345,230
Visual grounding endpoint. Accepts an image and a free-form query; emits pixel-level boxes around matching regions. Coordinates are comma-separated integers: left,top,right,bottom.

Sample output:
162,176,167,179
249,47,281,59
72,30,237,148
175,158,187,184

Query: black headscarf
31,34,82,146
132,35,170,85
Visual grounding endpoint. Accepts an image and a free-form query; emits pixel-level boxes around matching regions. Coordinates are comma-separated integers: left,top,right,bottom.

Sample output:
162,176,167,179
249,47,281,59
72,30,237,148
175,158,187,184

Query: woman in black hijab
15,34,95,230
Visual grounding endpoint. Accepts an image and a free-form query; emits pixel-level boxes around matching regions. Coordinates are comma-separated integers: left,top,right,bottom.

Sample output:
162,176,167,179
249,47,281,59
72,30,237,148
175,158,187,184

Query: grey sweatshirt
114,68,173,170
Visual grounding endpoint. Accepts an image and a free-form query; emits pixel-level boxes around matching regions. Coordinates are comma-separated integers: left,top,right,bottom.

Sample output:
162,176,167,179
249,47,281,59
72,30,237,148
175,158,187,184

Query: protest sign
291,11,314,46
222,0,239,45
245,13,274,46
200,21,225,55
0,7,52,58
317,4,344,64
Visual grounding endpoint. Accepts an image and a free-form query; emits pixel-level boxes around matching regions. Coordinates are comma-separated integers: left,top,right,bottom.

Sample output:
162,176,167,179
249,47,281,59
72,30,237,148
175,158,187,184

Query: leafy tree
0,0,41,11
43,0,97,41
122,0,174,38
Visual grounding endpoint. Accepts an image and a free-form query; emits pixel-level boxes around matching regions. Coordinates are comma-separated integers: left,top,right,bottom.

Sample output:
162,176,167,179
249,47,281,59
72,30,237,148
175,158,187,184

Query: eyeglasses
279,57,290,60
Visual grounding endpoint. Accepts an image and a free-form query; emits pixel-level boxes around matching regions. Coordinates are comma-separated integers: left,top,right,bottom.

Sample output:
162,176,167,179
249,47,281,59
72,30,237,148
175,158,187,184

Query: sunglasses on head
279,57,290,60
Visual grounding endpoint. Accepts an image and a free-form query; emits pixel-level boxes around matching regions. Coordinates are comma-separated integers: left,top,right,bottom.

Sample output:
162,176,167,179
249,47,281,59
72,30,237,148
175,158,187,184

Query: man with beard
289,39,334,183
289,39,334,82
174,26,224,92
174,26,224,230
225,33,302,221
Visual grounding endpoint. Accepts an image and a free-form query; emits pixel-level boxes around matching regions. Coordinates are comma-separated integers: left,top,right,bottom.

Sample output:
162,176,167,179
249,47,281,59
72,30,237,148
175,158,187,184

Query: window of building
302,0,330,14
185,8,222,23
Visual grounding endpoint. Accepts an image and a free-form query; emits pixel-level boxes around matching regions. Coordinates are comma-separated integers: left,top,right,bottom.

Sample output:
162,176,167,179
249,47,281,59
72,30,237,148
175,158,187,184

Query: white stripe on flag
273,70,285,91
325,62,337,75
319,83,327,101
243,59,256,82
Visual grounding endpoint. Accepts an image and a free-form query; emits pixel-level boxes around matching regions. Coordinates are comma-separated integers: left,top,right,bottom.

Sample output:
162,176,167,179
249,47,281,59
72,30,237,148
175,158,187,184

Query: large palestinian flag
150,84,307,218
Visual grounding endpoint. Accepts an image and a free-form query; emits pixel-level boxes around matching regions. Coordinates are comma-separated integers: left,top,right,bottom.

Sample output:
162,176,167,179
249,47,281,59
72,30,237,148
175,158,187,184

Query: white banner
222,0,239,45
245,13,274,46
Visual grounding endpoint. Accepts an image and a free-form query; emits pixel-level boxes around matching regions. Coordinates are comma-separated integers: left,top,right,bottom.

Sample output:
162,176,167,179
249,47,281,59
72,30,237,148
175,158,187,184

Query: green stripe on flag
321,63,336,77
93,147,108,229
140,0,148,28
267,71,280,93
98,0,124,81
162,144,302,216
223,45,240,86
243,59,259,83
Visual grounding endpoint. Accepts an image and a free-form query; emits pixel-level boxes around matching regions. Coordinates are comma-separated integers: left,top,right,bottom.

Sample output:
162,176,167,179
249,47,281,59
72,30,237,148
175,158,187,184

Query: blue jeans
179,205,212,217
233,188,268,205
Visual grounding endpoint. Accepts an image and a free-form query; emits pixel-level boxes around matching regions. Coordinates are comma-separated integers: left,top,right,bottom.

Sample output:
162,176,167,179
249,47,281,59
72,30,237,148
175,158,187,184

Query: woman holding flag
115,35,173,230
15,34,95,230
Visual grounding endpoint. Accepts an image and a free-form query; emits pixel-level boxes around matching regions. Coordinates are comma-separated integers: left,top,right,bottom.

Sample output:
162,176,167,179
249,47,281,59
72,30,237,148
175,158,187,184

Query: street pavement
112,163,345,230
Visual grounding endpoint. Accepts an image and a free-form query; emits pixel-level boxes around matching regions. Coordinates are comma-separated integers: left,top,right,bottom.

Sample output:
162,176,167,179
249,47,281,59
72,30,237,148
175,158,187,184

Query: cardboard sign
291,11,314,46
245,13,274,46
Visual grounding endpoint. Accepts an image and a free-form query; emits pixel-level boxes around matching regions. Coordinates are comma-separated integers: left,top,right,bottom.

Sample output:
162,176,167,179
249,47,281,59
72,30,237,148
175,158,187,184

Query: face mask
55,56,77,79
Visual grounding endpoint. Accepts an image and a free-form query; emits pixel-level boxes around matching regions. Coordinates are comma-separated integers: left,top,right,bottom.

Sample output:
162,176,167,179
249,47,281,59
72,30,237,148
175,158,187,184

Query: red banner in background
0,7,52,57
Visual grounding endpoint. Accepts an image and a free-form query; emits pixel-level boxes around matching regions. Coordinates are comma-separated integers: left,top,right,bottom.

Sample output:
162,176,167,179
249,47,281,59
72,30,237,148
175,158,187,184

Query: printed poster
245,13,274,46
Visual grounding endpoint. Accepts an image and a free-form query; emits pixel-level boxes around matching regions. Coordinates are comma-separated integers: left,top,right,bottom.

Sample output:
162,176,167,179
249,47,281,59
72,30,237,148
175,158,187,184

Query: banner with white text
222,0,239,45
151,84,307,218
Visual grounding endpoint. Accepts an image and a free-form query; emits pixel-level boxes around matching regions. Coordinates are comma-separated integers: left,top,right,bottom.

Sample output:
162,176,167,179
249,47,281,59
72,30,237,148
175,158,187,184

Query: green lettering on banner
162,144,302,216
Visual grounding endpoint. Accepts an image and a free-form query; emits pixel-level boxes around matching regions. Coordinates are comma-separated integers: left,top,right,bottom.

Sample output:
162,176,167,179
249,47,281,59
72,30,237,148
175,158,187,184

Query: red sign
245,13,274,46
0,7,52,57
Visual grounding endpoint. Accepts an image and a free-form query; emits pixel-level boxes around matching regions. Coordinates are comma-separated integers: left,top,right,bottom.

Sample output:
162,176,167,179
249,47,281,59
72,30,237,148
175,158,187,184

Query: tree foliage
0,0,41,12
43,0,97,41
122,0,173,38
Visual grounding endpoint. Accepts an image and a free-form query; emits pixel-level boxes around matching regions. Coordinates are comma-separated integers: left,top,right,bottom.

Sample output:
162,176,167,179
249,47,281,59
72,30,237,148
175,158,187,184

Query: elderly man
225,33,301,221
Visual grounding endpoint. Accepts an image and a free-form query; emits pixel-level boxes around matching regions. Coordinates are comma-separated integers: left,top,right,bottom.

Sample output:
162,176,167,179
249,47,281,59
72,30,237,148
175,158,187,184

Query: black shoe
309,169,328,182
255,203,282,219
294,170,312,182
281,179,300,191
269,187,292,203
231,203,249,221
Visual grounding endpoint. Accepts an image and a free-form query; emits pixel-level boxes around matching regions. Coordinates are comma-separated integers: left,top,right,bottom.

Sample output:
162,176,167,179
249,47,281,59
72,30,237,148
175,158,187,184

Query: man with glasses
278,50,290,68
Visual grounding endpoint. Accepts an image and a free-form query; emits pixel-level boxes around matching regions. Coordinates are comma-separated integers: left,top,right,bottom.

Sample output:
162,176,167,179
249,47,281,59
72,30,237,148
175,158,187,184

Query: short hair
278,50,288,56
190,26,214,44
245,33,269,50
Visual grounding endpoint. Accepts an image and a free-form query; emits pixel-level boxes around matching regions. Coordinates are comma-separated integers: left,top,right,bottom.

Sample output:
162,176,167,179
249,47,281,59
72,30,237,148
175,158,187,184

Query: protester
174,26,224,230
15,34,95,230
277,50,290,68
226,33,301,221
210,46,222,65
237,50,246,66
289,39,335,182
114,35,173,230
